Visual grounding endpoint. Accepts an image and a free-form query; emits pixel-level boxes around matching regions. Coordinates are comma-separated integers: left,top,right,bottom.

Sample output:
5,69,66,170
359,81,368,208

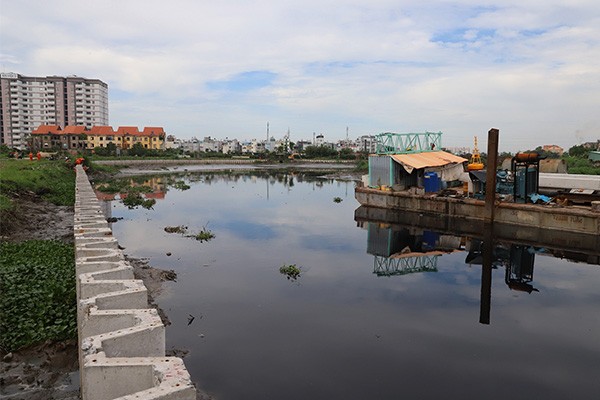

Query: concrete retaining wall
74,165,195,400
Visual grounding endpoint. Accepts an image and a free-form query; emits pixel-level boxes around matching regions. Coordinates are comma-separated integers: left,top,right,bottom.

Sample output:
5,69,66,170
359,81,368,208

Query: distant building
294,140,312,152
181,137,200,153
199,136,222,152
353,135,377,153
315,134,325,146
542,144,564,156
164,135,178,149
31,125,87,151
222,139,241,154
445,146,471,156
1,72,108,149
117,126,165,150
582,140,600,150
30,125,164,151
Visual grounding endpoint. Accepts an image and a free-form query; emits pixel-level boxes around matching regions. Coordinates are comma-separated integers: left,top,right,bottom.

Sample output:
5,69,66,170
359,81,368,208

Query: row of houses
31,125,165,151
171,134,378,154
29,123,380,155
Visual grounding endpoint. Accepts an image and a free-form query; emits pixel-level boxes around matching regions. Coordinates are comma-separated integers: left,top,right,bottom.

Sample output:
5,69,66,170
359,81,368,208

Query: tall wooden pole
484,128,499,223
480,128,498,324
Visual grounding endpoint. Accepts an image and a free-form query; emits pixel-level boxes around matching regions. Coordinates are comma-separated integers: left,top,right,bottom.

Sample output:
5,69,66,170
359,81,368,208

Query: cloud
1,0,599,151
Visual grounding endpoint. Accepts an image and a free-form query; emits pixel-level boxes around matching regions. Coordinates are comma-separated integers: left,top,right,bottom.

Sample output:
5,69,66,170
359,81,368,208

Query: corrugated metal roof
390,151,467,170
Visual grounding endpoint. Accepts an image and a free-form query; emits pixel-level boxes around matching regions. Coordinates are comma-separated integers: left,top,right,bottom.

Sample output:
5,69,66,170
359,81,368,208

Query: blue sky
1,0,598,152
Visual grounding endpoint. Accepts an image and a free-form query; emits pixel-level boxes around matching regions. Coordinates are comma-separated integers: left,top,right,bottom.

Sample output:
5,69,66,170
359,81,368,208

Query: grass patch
0,159,76,208
164,224,215,242
189,227,215,242
0,240,77,352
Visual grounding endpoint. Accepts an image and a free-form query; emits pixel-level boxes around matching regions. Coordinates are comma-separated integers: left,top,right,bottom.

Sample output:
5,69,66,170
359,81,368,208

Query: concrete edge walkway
74,165,196,400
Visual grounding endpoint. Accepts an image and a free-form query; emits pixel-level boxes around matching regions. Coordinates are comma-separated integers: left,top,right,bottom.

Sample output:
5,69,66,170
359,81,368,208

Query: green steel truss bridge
375,132,443,155
373,254,439,277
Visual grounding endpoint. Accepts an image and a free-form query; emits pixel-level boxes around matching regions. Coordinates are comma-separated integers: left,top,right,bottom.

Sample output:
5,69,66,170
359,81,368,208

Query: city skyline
1,0,598,152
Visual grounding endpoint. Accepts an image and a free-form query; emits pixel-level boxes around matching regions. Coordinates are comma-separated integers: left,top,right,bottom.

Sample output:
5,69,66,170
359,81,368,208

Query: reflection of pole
480,224,493,325
484,128,499,223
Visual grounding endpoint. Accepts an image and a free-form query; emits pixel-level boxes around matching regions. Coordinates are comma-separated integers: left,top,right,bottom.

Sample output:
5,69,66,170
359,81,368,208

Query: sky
1,0,599,152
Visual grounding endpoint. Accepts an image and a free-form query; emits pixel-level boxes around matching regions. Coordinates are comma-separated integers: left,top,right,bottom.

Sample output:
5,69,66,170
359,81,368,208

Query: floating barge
356,131,600,236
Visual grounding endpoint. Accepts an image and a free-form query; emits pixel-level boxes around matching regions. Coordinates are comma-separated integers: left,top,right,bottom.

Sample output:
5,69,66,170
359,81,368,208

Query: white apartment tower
0,72,109,149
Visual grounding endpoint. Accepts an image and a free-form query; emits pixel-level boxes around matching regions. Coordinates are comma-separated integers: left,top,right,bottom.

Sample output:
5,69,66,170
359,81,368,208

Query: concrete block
76,260,131,276
81,308,161,337
82,323,165,358
74,165,195,400
81,355,195,400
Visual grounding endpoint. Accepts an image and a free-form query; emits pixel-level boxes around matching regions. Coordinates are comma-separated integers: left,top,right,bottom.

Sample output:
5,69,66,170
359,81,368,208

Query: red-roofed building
30,124,166,151
118,126,164,150
88,126,118,149
542,144,564,156
31,124,88,151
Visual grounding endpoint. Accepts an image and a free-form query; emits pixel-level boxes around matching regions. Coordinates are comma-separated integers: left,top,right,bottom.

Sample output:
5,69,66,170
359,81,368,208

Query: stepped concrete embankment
74,165,195,400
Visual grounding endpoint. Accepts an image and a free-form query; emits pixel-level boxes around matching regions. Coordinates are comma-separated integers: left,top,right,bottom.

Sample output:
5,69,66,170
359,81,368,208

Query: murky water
106,172,600,400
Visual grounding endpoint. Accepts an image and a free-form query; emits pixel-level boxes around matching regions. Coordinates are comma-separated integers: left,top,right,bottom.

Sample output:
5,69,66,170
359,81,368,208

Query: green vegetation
354,159,368,172
190,226,215,242
564,145,600,175
279,264,302,281
333,196,343,203
563,155,600,175
0,240,77,352
0,159,75,206
0,159,76,213
172,180,191,190
163,224,215,242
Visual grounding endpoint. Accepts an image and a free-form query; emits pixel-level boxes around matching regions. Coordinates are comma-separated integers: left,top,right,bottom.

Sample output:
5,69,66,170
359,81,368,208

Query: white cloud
1,0,599,151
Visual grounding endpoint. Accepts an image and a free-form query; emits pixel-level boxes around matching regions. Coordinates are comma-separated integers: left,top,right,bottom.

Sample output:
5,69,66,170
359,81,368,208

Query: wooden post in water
484,128,499,224
479,224,493,325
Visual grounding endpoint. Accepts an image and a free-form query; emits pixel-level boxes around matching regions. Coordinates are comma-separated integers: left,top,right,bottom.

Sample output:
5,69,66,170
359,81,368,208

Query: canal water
105,171,600,400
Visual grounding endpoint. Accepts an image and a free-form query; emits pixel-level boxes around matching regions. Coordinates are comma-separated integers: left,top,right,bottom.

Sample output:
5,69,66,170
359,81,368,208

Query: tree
129,142,147,157
304,145,337,158
568,144,588,158
338,148,355,160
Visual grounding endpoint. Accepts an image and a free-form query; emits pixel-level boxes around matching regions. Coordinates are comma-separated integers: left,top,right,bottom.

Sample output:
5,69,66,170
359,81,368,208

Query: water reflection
356,206,600,325
101,174,600,400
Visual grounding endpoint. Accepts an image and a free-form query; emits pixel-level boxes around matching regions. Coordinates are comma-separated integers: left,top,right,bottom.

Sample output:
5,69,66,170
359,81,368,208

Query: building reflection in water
357,207,600,325
367,223,465,277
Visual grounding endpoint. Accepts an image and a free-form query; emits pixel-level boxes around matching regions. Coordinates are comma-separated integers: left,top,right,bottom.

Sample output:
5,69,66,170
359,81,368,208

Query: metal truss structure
375,132,443,154
373,254,439,276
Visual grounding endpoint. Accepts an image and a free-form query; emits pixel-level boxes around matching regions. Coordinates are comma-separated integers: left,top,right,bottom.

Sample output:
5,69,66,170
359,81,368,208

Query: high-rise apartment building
0,72,108,149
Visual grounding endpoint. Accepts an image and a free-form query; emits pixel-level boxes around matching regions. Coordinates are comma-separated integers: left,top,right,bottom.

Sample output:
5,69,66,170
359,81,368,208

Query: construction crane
467,136,484,171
